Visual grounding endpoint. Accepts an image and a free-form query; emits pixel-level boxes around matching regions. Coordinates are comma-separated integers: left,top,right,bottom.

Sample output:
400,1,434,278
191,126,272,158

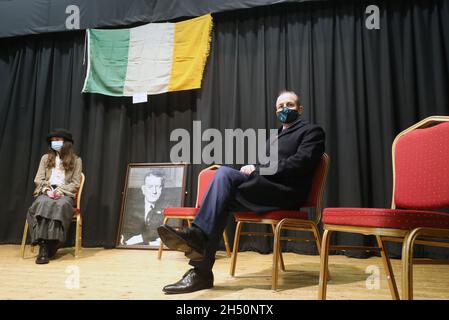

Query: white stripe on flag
123,23,175,96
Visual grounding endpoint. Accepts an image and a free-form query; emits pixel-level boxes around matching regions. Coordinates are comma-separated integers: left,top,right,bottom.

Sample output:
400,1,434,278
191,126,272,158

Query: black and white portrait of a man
118,164,186,249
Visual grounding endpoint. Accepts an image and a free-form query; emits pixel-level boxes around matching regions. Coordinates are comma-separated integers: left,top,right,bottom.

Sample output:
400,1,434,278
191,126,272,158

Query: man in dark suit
158,90,325,294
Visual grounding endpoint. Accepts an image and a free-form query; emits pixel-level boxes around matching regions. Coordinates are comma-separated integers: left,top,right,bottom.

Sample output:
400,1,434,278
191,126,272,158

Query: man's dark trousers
191,166,250,272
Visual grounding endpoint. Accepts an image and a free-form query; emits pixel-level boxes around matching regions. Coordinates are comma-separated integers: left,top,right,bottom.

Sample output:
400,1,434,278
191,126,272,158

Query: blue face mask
51,141,64,152
276,107,299,124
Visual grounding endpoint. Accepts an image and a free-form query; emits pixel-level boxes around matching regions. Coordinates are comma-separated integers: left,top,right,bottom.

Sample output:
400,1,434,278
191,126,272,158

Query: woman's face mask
51,140,64,152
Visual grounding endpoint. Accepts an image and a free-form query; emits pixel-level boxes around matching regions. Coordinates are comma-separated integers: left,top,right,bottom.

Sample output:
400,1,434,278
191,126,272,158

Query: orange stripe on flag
168,14,213,92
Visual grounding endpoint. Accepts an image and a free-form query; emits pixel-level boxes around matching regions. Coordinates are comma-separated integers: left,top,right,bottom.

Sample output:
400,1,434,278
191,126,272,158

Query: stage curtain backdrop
1,0,448,259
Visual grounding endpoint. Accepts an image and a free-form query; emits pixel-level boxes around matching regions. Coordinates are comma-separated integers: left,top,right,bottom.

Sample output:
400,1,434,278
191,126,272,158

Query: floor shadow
52,247,103,260
193,260,369,298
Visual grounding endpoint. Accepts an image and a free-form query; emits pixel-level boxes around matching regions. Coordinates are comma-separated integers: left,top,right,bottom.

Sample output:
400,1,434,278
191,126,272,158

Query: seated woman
27,128,82,264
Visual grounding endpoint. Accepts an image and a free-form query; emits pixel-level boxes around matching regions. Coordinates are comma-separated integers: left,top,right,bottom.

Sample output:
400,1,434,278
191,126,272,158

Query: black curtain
1,0,449,259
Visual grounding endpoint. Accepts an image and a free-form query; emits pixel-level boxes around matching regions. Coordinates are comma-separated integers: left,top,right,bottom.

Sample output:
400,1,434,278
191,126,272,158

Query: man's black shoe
163,268,213,294
157,225,206,261
35,241,49,264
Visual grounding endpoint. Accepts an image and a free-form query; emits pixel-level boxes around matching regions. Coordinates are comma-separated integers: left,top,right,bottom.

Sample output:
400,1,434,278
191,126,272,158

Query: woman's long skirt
26,195,75,245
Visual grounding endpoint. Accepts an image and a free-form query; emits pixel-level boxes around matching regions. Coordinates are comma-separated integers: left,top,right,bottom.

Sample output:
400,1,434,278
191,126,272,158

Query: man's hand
240,165,256,176
47,190,55,198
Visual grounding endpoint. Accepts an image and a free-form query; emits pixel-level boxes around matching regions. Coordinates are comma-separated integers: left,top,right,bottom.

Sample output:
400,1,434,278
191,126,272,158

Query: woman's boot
35,240,49,264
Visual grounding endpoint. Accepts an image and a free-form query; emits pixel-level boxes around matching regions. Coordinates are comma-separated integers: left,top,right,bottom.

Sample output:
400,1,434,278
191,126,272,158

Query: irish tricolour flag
82,14,212,97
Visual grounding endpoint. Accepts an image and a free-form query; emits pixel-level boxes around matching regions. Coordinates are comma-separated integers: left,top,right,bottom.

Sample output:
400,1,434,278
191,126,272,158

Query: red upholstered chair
21,173,85,258
158,165,231,259
230,153,330,290
318,116,449,300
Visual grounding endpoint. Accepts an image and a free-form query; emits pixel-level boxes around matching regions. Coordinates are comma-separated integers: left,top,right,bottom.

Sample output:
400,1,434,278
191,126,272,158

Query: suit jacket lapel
267,119,306,149
277,119,306,139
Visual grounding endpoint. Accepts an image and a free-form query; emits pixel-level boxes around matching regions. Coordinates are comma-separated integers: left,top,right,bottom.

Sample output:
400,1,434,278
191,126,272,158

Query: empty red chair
319,116,449,300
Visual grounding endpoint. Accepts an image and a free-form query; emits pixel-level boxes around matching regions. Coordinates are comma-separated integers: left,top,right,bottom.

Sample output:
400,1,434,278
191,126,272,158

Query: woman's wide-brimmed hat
46,128,74,144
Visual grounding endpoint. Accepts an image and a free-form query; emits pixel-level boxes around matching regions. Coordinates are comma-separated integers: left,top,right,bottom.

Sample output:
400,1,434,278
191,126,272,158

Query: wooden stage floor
1,245,448,300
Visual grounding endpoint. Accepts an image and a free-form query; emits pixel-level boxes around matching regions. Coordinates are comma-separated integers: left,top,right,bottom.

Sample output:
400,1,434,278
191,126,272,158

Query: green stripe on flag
83,29,130,96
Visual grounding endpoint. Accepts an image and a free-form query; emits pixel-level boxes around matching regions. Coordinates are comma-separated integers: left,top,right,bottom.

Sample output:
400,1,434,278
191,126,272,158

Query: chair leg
271,224,285,271
223,230,231,257
158,217,170,260
376,236,400,300
20,220,29,258
230,221,243,276
402,229,419,300
75,215,82,258
318,229,333,300
271,222,284,290
311,223,331,281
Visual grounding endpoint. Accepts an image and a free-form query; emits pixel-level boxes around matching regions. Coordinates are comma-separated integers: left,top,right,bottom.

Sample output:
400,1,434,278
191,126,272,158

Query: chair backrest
195,165,220,208
76,173,85,210
302,153,330,223
392,116,449,210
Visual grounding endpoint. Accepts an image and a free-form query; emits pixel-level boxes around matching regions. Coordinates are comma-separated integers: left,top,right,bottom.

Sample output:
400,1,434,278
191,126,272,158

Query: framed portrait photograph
117,163,187,249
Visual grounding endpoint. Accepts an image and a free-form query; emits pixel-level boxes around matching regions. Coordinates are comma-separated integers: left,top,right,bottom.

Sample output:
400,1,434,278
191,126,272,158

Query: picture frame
116,163,187,249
